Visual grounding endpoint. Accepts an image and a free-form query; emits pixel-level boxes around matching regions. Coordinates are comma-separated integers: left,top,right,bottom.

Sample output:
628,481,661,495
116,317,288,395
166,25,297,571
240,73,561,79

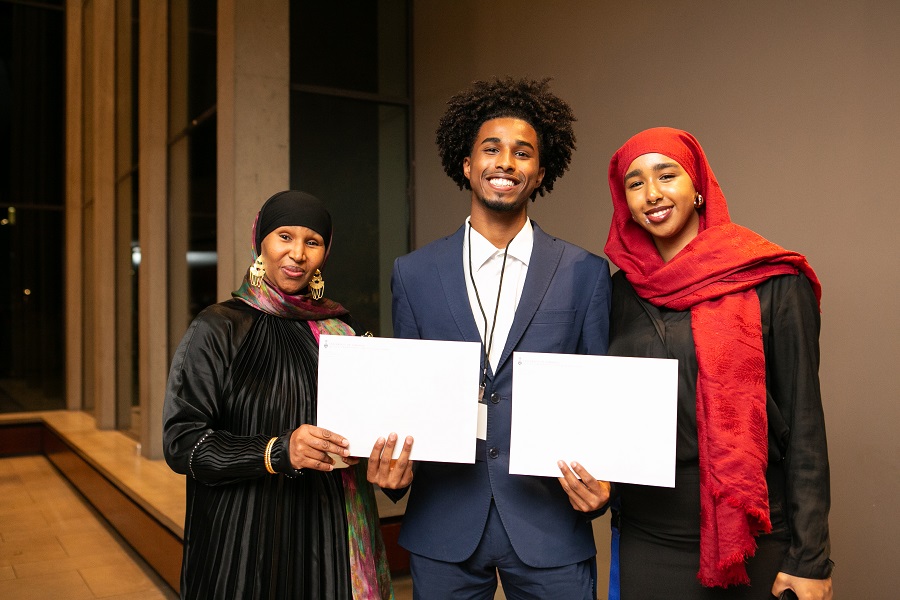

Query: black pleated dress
163,299,355,600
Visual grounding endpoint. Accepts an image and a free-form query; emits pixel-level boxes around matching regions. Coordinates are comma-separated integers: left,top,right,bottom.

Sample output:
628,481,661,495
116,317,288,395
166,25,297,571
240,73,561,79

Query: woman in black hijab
163,191,393,599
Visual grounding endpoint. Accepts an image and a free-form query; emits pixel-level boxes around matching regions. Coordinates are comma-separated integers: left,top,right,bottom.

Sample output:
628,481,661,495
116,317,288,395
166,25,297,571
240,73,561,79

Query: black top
163,299,353,599
609,271,832,579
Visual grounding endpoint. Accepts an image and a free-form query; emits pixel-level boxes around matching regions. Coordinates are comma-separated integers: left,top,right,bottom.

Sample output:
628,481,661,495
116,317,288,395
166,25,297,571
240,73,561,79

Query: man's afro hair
435,77,576,200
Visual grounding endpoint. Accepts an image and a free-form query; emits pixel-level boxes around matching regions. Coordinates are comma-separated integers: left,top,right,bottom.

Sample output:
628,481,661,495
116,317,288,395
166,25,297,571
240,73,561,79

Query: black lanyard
467,223,513,400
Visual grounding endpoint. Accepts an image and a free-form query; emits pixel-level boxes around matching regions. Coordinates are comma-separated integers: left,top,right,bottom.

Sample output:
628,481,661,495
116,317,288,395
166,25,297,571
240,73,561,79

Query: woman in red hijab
604,127,833,599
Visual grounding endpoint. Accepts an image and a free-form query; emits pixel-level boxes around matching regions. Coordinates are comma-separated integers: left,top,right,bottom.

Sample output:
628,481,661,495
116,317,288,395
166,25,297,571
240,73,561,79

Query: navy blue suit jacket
389,221,612,568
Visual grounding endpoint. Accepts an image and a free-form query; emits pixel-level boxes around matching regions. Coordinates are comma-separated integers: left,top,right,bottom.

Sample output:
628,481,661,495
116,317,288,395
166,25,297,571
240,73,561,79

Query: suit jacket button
488,447,499,459
490,392,500,404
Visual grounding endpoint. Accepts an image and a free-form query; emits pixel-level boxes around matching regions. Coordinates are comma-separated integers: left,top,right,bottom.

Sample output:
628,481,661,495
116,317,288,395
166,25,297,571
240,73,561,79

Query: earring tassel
309,269,325,300
249,256,265,287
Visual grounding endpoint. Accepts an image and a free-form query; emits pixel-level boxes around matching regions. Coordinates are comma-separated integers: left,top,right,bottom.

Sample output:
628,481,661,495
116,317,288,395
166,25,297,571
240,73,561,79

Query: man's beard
476,192,529,213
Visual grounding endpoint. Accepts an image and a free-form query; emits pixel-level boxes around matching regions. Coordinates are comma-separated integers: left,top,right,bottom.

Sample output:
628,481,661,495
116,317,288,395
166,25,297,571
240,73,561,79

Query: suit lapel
494,222,563,373
437,226,483,344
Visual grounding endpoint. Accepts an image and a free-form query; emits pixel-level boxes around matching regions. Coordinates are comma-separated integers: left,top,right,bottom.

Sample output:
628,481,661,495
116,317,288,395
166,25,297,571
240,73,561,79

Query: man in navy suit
367,77,612,599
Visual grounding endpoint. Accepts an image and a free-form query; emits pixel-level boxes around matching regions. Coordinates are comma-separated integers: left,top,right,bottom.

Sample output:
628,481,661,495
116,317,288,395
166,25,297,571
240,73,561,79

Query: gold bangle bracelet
264,437,278,475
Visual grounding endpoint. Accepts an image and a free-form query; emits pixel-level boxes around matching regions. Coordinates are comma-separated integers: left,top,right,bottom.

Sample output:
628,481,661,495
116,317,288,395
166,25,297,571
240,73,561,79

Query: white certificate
316,335,482,463
509,352,678,487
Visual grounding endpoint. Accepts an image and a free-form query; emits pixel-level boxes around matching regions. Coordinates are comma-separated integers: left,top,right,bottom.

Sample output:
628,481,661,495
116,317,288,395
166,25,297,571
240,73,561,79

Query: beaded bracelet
188,431,211,479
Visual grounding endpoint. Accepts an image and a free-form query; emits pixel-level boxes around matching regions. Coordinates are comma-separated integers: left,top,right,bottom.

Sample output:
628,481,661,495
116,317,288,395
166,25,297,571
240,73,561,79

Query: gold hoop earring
249,256,265,287
309,269,325,300
694,194,704,208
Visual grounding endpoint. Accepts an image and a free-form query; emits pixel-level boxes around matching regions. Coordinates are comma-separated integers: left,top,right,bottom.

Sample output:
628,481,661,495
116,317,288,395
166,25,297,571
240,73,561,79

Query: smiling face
463,117,546,217
623,153,700,262
259,226,327,295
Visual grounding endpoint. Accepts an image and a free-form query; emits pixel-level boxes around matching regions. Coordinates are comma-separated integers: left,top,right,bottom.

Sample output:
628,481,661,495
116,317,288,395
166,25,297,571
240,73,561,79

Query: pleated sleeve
162,303,287,486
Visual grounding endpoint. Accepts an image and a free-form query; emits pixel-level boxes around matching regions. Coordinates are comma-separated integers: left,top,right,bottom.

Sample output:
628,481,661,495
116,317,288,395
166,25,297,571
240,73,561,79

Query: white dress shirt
462,217,533,374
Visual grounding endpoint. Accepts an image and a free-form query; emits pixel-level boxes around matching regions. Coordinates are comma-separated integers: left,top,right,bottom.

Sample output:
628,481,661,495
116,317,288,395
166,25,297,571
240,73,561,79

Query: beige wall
414,1,900,596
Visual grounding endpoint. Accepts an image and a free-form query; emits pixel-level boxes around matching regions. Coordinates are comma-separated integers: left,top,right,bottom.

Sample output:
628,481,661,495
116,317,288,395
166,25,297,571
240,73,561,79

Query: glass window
0,0,66,412
115,0,139,436
290,0,411,335
184,0,217,322
168,0,217,334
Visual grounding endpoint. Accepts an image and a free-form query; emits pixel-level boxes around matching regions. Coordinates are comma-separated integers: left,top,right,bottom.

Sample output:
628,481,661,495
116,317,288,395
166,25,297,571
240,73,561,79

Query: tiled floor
0,455,421,599
0,454,177,599
0,411,517,599
0,413,423,599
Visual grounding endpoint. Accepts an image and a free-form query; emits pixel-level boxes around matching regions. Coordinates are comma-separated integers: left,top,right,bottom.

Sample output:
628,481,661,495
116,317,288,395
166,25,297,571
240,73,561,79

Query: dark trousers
409,500,596,600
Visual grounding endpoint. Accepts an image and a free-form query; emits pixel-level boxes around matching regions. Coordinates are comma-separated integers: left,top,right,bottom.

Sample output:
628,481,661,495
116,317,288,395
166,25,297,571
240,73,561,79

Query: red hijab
605,127,821,587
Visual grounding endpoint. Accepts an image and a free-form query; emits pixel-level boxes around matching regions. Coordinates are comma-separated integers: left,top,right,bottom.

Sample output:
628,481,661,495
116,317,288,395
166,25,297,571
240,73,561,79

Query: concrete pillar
138,0,169,459
64,0,83,412
91,0,117,430
217,0,290,298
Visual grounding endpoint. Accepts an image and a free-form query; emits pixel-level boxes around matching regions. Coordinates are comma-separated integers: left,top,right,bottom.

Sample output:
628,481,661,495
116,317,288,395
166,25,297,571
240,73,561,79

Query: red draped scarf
604,128,821,587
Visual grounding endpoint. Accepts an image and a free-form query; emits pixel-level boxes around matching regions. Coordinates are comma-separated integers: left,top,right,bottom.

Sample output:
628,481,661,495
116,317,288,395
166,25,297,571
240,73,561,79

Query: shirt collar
464,217,534,272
